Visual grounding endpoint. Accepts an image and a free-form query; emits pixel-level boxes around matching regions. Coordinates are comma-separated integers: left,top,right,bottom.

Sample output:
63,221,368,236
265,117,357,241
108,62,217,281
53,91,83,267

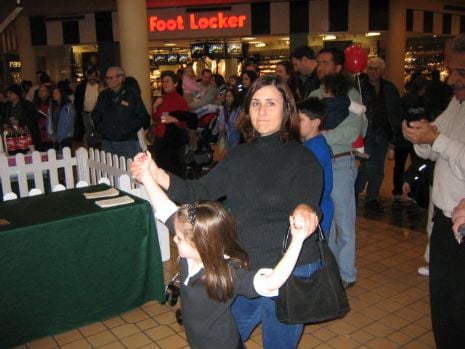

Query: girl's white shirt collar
184,255,230,286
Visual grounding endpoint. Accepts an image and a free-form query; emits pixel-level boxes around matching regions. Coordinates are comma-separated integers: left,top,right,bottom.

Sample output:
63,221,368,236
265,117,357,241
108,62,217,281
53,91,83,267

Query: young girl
132,151,319,349
216,87,242,151
51,86,75,152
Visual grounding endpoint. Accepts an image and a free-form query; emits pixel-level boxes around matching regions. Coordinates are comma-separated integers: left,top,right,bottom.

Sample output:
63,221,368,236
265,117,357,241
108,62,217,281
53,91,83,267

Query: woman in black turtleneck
132,75,323,349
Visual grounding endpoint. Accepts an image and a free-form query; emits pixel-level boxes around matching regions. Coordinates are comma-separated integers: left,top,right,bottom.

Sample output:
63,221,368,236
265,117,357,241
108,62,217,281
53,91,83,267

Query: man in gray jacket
310,47,367,289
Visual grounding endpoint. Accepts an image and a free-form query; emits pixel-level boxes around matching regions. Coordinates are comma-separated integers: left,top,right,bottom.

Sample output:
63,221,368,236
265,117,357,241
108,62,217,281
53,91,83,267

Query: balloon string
356,73,363,105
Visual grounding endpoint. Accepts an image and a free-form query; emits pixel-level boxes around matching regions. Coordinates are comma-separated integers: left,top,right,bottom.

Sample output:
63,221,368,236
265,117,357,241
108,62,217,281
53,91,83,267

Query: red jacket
152,91,189,138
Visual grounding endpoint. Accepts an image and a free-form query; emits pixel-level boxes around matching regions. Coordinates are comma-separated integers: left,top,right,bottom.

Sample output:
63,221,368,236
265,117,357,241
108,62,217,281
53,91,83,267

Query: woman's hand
289,204,319,242
131,151,171,189
153,97,163,111
162,114,178,124
402,120,440,145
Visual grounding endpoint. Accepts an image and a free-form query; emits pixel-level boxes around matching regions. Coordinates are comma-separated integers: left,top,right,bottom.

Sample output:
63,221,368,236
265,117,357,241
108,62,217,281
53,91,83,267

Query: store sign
149,12,248,32
9,61,21,68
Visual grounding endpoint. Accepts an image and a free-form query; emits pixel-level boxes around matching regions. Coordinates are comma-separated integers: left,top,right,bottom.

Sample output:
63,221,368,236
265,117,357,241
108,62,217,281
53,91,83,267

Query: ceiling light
164,43,176,46
279,37,290,41
323,35,336,41
365,32,381,37
242,37,256,41
255,43,266,48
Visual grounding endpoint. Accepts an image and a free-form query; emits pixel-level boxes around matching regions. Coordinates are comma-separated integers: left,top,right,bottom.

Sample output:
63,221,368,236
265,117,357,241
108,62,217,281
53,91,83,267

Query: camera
164,273,180,306
406,107,426,127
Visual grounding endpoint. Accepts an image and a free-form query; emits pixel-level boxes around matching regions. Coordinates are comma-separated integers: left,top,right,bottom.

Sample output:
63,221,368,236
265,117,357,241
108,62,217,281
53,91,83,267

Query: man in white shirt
74,68,100,147
403,34,465,349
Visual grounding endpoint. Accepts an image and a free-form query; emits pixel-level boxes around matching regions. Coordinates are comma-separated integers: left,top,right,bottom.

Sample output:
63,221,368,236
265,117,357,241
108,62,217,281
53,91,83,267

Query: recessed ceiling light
242,37,256,41
323,35,336,41
164,43,176,46
365,32,381,37
255,43,266,47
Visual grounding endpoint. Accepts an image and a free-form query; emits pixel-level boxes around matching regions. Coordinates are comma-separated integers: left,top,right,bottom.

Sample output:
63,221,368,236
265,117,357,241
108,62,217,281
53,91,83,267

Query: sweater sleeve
291,150,323,219
168,155,230,203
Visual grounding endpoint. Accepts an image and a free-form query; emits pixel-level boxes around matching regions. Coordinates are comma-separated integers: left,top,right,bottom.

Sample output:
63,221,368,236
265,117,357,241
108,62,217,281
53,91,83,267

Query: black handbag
276,225,350,324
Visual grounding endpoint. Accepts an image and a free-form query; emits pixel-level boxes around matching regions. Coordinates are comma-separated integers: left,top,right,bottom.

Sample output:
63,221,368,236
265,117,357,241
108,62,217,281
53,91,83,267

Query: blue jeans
231,260,321,349
328,155,357,283
354,129,389,202
101,139,140,160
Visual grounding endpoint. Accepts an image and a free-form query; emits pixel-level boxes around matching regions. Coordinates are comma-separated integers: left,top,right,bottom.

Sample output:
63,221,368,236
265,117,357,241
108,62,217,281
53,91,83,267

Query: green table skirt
0,186,165,348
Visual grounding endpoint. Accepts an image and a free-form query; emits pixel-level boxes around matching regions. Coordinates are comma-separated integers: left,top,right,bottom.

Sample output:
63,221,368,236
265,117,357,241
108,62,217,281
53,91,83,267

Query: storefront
3,0,465,88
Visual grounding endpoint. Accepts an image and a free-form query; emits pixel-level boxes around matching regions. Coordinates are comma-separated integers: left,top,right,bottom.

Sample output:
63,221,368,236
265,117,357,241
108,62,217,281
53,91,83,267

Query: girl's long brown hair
236,74,300,143
176,201,248,302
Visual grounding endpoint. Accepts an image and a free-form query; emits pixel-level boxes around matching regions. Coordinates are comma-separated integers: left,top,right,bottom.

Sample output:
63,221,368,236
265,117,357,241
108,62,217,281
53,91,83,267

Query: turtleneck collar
256,132,282,146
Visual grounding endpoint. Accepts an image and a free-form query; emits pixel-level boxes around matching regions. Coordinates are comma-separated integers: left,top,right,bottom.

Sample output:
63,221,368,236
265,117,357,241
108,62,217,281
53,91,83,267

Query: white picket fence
0,147,138,197
0,147,170,261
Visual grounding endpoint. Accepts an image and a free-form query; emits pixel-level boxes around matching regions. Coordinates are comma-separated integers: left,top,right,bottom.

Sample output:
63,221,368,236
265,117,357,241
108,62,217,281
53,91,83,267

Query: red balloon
344,45,368,73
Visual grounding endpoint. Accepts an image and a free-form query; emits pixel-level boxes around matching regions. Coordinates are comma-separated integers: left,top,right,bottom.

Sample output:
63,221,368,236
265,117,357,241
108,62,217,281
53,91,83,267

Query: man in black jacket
355,57,402,212
92,67,149,159
290,45,319,99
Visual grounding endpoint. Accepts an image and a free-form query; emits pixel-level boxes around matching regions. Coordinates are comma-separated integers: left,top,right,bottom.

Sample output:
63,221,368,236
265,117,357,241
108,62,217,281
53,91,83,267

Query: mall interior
1,0,463,348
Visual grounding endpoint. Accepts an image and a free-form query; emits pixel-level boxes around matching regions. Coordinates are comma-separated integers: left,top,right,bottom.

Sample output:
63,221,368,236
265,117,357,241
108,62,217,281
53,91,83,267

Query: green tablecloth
0,185,165,348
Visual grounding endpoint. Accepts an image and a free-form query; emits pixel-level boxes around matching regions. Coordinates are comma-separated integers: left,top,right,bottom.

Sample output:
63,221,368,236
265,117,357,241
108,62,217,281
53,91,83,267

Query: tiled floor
13,193,434,349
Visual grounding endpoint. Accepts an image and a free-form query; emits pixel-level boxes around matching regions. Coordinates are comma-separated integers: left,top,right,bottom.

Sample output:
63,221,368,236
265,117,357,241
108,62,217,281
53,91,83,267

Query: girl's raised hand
289,204,319,242
131,151,152,181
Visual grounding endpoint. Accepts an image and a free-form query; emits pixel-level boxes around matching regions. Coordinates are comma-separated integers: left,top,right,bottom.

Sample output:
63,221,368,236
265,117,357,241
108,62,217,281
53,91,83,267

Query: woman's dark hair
33,84,51,106
241,70,258,84
237,74,300,143
213,73,225,88
52,86,70,106
223,87,241,110
277,60,292,75
176,201,248,302
57,80,73,96
161,70,178,84
277,60,302,101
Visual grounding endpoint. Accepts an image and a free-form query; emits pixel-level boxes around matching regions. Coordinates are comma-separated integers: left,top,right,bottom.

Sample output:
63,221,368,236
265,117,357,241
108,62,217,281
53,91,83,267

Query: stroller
176,107,220,179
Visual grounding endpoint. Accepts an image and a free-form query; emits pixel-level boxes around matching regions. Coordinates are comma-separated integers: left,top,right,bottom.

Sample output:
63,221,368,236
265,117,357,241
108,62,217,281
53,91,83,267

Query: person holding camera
131,151,319,349
402,33,465,349
392,75,428,202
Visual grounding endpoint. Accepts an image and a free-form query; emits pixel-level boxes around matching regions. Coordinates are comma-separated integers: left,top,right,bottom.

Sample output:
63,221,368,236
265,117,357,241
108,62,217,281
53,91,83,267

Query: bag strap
281,224,325,254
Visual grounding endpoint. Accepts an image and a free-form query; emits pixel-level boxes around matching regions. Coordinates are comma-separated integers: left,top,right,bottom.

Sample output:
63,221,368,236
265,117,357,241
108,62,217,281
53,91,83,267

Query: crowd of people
0,71,76,153
1,34,464,348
